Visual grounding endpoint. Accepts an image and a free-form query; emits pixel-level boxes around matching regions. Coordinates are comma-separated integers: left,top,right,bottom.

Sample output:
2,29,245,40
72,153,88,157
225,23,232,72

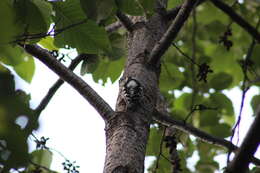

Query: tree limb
116,11,134,32
148,0,197,67
226,106,260,172
34,54,86,116
152,109,260,166
105,21,122,33
210,0,260,42
22,44,114,121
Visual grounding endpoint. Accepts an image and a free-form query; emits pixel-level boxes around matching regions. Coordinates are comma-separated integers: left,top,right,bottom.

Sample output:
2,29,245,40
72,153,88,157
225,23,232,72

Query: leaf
167,0,182,9
92,57,125,84
209,45,243,86
0,45,25,66
197,2,228,25
13,55,35,83
251,95,260,115
39,37,59,50
159,63,184,92
107,33,126,60
251,44,260,68
30,150,53,168
14,0,52,40
80,54,99,75
210,123,231,138
80,0,116,22
0,0,22,43
200,110,219,127
146,127,161,156
196,160,219,173
209,72,233,90
210,92,234,116
116,0,144,15
52,0,111,54
138,0,156,16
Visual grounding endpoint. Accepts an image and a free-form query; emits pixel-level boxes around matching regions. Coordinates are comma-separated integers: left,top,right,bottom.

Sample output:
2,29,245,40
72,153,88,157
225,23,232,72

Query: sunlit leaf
39,37,59,50
13,55,35,83
0,45,24,66
30,149,53,168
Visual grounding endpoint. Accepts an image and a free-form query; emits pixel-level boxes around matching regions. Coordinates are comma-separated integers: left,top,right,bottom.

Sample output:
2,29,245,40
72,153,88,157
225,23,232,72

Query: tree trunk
103,14,168,173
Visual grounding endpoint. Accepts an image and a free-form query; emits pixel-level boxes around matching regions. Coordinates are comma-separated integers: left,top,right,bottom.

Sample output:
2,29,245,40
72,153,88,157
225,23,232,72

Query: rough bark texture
103,14,168,173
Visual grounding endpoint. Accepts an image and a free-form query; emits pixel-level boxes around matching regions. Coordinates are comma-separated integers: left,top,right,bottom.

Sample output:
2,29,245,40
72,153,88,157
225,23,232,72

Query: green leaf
80,54,99,75
251,44,260,68
0,0,22,43
53,0,111,54
159,63,184,92
197,2,228,25
13,55,35,83
251,95,260,114
210,123,231,138
39,37,59,50
200,110,219,127
0,45,25,66
209,45,243,86
196,160,219,173
138,0,156,16
210,92,234,116
30,150,53,168
107,33,126,60
167,0,182,9
80,0,116,22
92,57,125,84
209,72,233,90
146,127,161,156
14,0,52,40
116,0,143,15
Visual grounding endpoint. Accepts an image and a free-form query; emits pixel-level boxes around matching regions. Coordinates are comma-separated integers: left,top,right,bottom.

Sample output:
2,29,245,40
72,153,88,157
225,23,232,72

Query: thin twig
148,0,197,67
153,127,167,173
172,43,200,66
21,44,114,120
210,0,260,42
152,109,260,166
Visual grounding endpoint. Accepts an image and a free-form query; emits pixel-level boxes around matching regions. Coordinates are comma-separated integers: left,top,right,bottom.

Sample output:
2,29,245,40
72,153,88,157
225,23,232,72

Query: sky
14,57,259,173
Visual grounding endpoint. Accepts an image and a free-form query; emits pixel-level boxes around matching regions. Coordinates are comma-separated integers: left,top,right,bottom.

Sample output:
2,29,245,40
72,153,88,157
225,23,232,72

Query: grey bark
103,14,168,173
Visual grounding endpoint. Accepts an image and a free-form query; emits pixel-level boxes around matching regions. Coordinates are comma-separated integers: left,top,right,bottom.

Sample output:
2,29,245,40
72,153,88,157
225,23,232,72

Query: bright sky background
14,57,259,173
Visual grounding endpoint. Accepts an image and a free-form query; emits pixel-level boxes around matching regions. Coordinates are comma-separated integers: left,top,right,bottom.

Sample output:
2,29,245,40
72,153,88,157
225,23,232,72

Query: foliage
0,0,259,172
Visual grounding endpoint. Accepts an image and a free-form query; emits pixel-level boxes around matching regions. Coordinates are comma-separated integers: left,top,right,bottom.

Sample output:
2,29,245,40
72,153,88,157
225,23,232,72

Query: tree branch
152,109,260,166
105,21,122,33
34,54,86,116
148,0,197,67
210,0,260,42
116,11,134,32
226,106,260,172
22,44,114,121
